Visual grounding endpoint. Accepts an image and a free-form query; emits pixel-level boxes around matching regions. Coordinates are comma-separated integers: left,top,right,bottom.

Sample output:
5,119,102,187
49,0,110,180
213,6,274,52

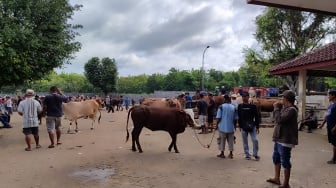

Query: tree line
1,1,336,95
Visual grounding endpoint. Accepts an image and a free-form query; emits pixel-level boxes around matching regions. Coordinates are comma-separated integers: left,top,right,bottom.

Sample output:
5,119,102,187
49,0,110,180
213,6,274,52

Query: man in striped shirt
17,89,42,151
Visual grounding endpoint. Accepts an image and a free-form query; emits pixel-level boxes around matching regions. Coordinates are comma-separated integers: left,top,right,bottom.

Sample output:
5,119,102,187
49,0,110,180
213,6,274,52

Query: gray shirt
17,98,42,128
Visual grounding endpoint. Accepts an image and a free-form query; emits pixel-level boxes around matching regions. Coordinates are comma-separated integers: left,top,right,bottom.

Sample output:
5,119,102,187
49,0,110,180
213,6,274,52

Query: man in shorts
43,86,68,148
197,93,208,134
17,89,42,151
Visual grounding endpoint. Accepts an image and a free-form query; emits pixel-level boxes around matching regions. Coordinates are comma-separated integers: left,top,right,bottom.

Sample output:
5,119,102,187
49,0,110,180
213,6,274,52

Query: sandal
25,148,32,151
327,160,336,164
36,145,42,149
57,142,62,145
217,154,225,158
48,145,55,148
266,178,281,185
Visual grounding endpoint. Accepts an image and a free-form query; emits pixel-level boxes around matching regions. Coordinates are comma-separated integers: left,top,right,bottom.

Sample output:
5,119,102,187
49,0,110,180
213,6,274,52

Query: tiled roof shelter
247,0,336,16
247,0,336,121
269,42,336,77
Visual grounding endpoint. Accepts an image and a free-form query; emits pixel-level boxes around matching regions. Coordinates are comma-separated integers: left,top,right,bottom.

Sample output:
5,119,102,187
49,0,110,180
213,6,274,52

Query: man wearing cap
17,89,43,151
324,90,336,164
267,90,298,188
237,91,260,161
231,94,238,110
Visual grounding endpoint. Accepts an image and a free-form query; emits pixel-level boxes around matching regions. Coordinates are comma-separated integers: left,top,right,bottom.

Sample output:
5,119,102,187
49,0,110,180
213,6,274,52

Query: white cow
62,100,101,133
183,109,200,127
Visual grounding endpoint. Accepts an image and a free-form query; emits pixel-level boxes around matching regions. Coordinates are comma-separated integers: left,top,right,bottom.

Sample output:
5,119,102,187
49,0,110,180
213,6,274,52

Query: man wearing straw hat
17,89,43,151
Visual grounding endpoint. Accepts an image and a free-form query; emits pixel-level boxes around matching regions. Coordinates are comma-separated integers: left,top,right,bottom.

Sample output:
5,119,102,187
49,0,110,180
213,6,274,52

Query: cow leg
91,119,95,130
168,133,179,153
67,122,73,134
75,121,79,132
132,126,143,153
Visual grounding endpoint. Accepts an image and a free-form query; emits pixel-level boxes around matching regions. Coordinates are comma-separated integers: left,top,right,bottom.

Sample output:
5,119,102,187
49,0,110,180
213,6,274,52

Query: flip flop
36,145,42,149
48,145,55,148
217,154,225,158
266,178,281,185
25,148,32,151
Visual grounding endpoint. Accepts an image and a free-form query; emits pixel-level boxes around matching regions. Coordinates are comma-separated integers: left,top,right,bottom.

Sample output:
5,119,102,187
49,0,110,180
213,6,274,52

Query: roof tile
269,41,336,72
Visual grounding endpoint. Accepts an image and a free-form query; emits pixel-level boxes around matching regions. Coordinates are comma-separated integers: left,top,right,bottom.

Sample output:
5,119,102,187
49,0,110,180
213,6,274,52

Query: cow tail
126,106,134,142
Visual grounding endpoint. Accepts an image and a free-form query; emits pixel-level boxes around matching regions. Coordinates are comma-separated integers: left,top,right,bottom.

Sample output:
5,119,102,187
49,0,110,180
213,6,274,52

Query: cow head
180,111,195,127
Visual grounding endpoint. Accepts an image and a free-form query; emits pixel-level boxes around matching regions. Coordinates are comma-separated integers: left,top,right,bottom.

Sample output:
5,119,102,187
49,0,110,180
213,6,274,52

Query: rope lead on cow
192,128,216,149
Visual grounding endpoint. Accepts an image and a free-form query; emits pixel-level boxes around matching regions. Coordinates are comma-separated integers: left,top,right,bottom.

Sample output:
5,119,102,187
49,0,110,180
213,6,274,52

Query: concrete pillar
297,70,307,121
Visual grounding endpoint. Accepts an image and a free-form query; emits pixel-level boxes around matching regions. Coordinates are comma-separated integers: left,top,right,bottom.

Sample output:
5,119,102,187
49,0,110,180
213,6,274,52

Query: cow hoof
175,151,180,153
139,150,143,153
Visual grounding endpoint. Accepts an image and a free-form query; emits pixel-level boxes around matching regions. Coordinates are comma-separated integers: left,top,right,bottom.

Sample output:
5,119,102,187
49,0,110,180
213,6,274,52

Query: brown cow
141,98,182,110
62,100,101,133
126,106,195,153
249,97,282,112
108,98,121,113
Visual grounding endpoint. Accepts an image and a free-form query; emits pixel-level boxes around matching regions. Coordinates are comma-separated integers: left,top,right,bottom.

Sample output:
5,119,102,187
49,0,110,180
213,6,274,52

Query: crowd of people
0,96,13,128
2,86,336,188
183,89,336,188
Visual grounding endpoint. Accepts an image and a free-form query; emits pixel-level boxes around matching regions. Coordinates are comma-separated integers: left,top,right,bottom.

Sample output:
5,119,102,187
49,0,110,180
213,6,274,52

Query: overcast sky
57,0,265,77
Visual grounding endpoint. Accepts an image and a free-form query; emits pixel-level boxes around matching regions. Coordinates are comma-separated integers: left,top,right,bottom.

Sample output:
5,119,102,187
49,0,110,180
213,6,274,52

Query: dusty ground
0,109,336,188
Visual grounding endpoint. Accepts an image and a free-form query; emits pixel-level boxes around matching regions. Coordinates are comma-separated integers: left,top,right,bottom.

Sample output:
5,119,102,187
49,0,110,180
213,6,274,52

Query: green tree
239,48,280,87
27,72,96,94
221,71,240,90
118,74,148,94
84,57,118,96
161,68,197,91
254,8,336,90
162,68,183,91
146,74,165,93
324,78,336,90
0,0,82,87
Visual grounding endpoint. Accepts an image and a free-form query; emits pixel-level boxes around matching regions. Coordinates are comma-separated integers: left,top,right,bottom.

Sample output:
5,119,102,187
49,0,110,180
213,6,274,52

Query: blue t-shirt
216,103,237,133
326,103,336,129
185,95,193,109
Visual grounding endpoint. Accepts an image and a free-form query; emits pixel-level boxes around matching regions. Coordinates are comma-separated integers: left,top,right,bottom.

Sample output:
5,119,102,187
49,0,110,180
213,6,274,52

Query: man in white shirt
17,89,42,151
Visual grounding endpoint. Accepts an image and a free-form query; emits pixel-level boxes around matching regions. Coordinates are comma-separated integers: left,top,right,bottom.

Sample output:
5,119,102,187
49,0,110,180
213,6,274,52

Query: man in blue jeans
0,114,12,128
267,90,298,188
238,91,260,160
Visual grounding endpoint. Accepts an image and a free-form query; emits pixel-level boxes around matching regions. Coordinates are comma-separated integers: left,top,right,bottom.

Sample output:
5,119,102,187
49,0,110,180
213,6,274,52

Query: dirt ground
1,109,336,188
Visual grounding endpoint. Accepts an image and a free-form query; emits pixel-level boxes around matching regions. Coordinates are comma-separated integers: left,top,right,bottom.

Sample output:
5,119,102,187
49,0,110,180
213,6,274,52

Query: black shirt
238,103,260,129
44,93,68,117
